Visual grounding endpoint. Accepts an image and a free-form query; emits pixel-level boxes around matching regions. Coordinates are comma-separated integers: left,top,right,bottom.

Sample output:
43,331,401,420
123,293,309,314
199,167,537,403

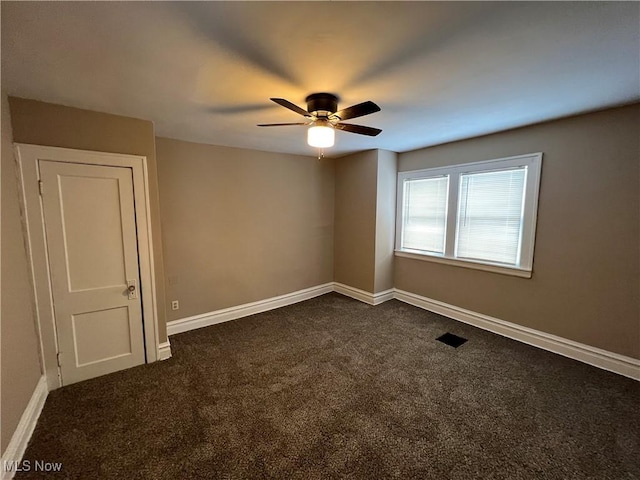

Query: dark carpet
17,293,640,479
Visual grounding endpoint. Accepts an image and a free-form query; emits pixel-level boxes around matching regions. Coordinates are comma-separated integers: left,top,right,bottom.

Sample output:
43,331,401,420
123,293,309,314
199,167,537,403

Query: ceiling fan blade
335,123,382,137
330,101,380,121
270,98,311,117
257,122,308,127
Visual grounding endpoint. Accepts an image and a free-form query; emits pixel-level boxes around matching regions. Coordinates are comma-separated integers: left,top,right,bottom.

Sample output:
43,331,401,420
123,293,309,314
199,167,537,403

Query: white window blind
402,176,449,254
395,153,542,277
455,167,527,265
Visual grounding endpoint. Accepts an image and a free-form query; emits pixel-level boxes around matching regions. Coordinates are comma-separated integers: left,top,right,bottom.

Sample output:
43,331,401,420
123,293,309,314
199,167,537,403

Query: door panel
59,175,127,291
72,306,133,366
39,160,145,385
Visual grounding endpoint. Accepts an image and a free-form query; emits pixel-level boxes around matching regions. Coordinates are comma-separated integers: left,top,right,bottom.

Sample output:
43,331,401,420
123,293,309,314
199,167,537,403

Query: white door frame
14,143,160,390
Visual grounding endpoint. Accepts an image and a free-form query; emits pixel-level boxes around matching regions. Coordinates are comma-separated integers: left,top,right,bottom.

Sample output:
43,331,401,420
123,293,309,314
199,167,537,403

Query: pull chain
318,149,324,160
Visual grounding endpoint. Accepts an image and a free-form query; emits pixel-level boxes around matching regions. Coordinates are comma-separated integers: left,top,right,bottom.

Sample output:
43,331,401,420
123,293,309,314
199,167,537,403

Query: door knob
126,280,138,299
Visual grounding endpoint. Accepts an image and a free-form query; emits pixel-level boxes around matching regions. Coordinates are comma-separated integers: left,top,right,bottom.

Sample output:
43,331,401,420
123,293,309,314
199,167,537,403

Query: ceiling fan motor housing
306,93,339,117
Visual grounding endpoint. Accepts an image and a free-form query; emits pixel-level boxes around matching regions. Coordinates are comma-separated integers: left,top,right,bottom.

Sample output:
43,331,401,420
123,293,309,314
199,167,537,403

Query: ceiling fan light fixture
307,124,335,148
258,93,381,149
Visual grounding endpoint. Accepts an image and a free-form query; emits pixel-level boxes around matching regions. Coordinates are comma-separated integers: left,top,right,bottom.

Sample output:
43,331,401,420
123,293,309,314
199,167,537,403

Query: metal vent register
436,333,468,348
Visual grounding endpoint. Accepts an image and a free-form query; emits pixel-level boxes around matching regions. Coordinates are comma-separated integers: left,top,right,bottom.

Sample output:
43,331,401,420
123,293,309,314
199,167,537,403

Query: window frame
395,153,543,278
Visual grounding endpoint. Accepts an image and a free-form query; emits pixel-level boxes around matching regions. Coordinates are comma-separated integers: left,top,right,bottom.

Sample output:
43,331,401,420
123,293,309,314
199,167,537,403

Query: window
395,153,542,277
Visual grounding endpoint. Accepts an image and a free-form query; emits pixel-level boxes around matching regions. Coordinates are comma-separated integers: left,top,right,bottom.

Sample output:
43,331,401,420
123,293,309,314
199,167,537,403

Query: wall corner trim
333,283,394,306
158,341,172,361
166,283,334,336
393,288,640,381
1,376,49,480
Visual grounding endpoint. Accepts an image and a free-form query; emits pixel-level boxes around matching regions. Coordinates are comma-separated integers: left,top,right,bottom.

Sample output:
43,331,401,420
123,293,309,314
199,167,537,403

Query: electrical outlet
171,300,179,311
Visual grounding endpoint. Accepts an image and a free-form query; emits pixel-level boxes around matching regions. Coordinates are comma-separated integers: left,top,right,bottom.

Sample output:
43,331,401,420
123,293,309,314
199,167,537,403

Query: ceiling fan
258,93,381,148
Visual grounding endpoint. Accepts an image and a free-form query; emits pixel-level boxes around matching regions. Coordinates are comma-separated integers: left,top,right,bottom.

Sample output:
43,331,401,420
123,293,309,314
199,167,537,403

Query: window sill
394,250,532,278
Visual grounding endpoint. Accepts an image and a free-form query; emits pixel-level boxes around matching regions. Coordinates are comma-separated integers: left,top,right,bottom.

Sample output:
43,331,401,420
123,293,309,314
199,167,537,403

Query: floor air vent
436,332,468,348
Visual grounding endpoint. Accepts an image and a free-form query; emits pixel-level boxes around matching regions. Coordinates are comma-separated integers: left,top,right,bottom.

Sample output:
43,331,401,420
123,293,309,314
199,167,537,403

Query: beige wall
334,150,378,292
156,137,334,321
374,150,397,293
334,149,397,294
397,104,640,358
8,97,168,341
1,92,43,455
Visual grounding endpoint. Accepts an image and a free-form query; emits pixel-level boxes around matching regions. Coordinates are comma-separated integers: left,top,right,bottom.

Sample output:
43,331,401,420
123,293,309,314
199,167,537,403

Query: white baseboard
333,283,394,306
374,289,395,305
157,340,172,361
1,376,48,480
164,280,638,381
393,289,640,381
167,283,334,336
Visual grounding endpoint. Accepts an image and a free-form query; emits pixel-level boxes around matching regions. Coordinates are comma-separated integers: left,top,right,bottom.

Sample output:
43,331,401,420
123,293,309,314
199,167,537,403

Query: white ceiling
2,2,639,158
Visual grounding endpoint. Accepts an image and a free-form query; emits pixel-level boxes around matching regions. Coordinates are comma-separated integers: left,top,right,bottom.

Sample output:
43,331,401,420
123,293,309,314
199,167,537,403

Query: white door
39,160,146,385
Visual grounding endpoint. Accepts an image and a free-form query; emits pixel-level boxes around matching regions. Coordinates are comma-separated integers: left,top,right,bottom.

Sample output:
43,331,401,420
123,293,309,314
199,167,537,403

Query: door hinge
38,180,44,196
56,352,62,367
